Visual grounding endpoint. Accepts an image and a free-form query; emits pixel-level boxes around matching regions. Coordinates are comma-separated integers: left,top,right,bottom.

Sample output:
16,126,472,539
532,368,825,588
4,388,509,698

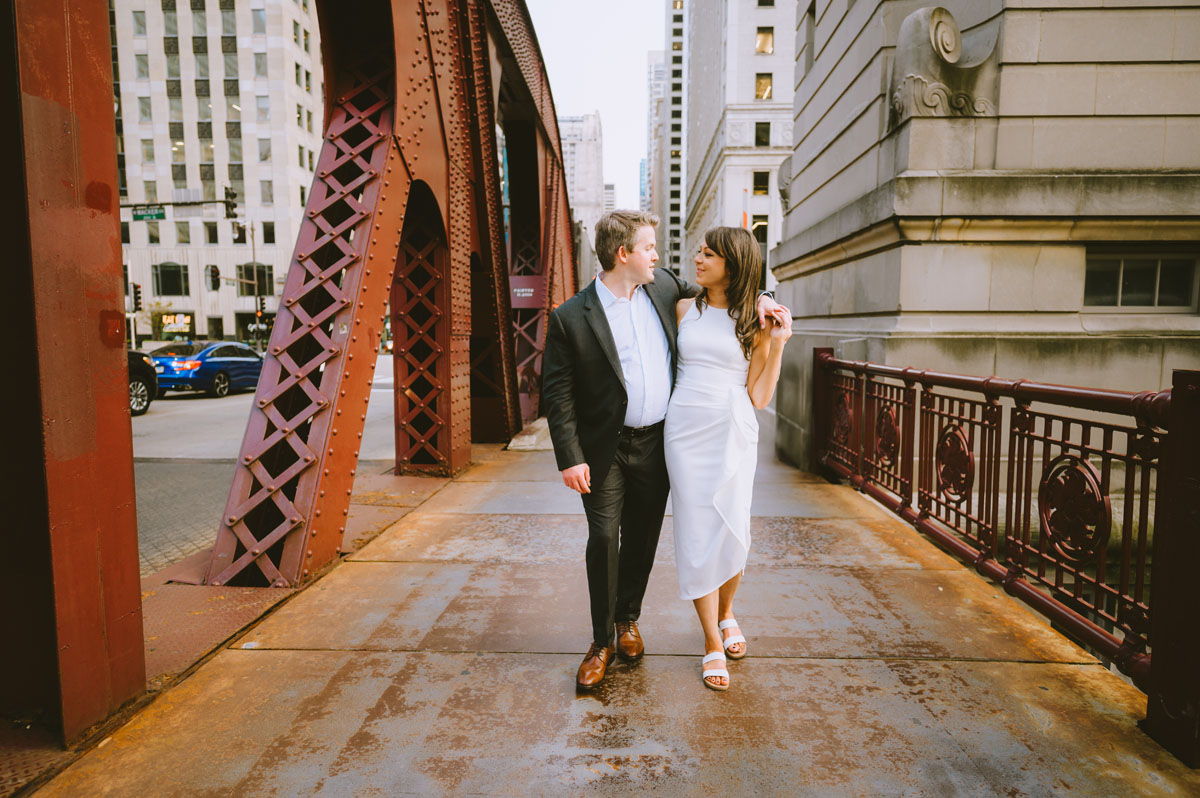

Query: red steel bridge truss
206,0,576,588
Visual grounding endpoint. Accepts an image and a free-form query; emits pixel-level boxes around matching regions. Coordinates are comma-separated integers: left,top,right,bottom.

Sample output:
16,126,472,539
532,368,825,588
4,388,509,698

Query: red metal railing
812,349,1199,766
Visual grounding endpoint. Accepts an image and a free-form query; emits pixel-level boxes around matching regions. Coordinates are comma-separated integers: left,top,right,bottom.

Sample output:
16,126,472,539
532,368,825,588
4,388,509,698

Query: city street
132,354,400,574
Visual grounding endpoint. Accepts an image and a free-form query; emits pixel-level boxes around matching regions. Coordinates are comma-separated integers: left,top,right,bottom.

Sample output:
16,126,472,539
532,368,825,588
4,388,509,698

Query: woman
664,226,792,691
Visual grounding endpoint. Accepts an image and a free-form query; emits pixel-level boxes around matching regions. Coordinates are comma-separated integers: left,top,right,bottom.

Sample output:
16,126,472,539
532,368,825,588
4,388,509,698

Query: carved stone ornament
888,7,1000,130
1037,454,1112,564
935,423,973,503
876,406,899,467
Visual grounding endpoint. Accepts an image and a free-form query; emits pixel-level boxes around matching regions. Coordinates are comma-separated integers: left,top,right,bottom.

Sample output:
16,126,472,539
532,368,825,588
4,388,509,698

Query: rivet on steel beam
212,581,222,586
332,429,338,435
311,530,318,537
303,569,310,576
227,516,237,524
243,455,253,463
307,551,312,558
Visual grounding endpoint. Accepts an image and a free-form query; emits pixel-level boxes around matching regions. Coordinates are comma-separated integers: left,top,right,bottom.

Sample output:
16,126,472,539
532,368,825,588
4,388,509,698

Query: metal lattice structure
207,0,575,587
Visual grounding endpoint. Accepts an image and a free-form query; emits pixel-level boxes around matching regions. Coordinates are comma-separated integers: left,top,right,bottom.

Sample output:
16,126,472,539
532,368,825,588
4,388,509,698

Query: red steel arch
206,0,575,587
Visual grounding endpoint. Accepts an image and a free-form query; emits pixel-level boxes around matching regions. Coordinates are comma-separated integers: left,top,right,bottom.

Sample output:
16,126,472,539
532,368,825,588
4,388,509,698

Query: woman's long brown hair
695,226,764,360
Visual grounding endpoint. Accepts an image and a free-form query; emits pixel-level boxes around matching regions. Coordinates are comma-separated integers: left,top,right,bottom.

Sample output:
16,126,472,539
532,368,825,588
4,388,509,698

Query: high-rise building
639,159,650,212
604,183,616,212
558,113,605,279
683,0,795,286
112,0,324,345
652,1,687,273
644,50,666,226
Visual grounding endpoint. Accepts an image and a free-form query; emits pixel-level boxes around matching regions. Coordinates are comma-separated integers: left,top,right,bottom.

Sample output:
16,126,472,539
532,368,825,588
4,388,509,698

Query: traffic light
223,185,238,218
256,295,265,317
132,282,143,312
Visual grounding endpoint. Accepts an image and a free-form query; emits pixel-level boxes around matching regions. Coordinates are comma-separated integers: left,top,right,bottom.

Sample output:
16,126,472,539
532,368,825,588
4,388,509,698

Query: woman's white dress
664,302,758,600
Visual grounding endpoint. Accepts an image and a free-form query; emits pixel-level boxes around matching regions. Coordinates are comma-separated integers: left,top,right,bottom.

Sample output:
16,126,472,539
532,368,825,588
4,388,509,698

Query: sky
523,0,665,210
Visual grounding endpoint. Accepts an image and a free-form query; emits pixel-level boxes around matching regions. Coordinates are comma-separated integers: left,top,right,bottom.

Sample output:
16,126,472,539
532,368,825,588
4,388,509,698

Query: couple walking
543,210,792,691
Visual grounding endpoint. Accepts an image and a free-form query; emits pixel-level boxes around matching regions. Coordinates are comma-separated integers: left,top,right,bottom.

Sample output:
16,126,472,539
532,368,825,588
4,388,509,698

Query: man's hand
562,463,591,494
756,293,782,329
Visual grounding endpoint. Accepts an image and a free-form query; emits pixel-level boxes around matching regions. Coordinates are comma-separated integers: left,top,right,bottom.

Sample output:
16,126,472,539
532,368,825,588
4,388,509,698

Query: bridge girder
207,0,575,587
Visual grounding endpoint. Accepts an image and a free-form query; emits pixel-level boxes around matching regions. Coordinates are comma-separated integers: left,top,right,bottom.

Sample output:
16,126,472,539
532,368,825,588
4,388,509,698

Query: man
542,210,777,689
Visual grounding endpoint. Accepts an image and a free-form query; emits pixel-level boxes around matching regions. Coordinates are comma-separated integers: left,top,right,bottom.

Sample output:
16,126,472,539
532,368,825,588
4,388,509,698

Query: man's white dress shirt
596,274,672,428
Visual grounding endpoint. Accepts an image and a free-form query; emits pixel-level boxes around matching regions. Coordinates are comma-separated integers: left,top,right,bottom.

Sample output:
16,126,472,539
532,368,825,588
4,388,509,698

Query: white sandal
701,651,729,691
719,618,747,660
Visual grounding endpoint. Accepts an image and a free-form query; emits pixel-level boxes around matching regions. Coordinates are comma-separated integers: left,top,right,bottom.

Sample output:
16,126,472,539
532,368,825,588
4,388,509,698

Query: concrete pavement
36,414,1200,796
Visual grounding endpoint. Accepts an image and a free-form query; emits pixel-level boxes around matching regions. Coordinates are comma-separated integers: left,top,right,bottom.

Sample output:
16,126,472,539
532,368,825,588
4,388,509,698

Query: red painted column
1142,369,1200,767
0,0,145,742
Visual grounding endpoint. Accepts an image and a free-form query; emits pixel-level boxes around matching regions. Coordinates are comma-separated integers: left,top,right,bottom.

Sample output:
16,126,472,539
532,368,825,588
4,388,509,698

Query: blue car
150,341,264,397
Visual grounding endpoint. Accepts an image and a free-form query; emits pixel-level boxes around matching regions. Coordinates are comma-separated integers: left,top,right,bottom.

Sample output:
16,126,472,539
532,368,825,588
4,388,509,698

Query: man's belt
620,420,665,438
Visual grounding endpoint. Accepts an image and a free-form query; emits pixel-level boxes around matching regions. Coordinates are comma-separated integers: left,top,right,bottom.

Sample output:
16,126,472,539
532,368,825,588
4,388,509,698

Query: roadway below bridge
37,412,1200,796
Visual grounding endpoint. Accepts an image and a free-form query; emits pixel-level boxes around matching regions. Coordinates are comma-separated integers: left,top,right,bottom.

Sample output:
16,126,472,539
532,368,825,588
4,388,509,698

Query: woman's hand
769,306,792,343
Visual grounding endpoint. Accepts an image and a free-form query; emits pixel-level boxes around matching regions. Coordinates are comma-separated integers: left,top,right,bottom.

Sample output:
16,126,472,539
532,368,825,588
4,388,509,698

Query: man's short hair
594,210,659,271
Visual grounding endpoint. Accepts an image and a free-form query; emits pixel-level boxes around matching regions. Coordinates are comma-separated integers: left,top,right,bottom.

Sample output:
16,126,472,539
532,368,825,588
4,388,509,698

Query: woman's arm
746,307,793,409
675,296,696,326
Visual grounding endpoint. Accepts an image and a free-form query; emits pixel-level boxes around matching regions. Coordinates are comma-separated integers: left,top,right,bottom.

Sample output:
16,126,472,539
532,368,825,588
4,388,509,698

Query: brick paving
133,459,237,575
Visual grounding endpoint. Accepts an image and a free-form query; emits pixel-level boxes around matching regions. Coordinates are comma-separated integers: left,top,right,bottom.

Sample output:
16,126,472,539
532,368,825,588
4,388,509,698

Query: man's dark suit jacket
542,268,698,489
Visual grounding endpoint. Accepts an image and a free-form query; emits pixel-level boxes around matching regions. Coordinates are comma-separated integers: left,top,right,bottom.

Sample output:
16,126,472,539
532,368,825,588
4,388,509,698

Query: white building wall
115,0,324,345
684,0,796,285
559,112,605,279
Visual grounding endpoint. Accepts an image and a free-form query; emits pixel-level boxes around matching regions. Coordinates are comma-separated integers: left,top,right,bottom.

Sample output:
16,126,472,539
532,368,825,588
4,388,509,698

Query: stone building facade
685,0,796,286
771,0,1200,465
113,0,325,346
559,113,606,281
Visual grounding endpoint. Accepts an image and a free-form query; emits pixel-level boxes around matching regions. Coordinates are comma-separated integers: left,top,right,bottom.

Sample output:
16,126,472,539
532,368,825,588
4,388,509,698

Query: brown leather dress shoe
615,620,644,661
576,643,616,688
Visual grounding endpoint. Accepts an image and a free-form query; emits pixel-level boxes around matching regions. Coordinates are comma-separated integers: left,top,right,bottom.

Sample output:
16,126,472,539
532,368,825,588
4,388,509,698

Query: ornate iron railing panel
813,349,1200,766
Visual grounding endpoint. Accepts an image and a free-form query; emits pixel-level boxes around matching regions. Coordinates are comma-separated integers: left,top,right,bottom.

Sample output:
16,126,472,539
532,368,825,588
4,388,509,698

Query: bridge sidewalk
34,414,1200,796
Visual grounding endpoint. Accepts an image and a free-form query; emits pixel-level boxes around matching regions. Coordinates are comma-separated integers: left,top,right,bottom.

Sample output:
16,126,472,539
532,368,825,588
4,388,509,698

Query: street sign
132,204,166,220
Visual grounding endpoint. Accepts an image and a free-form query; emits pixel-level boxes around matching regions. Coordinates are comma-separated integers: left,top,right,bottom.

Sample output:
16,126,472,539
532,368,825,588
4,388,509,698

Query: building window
756,27,774,54
672,55,681,64
295,63,303,87
263,221,275,244
256,96,270,121
292,20,300,44
221,9,236,35
753,171,769,195
297,144,305,168
673,28,682,37
803,3,816,75
143,180,158,202
758,0,774,5
299,185,306,205
147,221,160,245
135,54,150,79
206,264,221,291
172,140,186,163
261,180,274,204
176,221,191,244
254,52,268,77
258,138,271,161
671,123,681,132
228,138,242,163
195,52,209,77
152,261,189,295
224,53,238,78
755,121,770,147
138,97,153,122
670,190,680,198
198,97,213,120
307,149,314,170
192,9,206,32
670,177,680,185
673,0,682,7
296,103,304,126
227,96,242,120
671,110,681,118
672,41,682,51
132,10,146,35
251,9,266,34
141,139,156,163
164,10,178,35
233,222,247,244
169,97,183,120
755,73,773,100
306,110,313,132
751,215,768,268
303,29,310,52
305,70,312,92
237,262,273,296
1084,255,1198,308
205,221,219,244
121,222,130,244
166,53,181,78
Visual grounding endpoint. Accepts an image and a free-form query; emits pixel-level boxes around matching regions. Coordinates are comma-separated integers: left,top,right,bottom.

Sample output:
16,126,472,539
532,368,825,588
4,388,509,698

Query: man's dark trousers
581,422,669,648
